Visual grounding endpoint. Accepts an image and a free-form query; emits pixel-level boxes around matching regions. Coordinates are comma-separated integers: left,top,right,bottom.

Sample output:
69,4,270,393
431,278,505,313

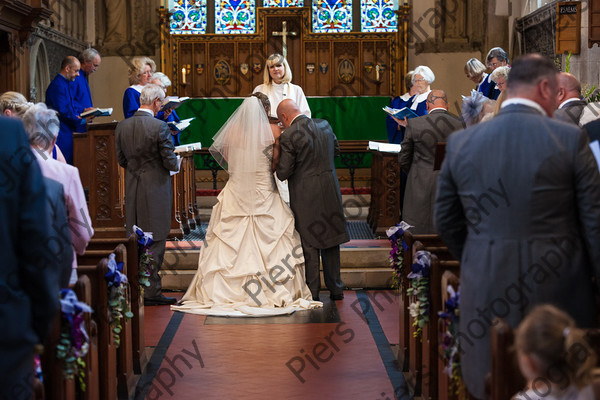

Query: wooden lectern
367,149,401,235
74,123,197,239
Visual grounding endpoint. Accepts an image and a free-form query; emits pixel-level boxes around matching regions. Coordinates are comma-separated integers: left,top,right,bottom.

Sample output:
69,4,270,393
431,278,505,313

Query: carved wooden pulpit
367,150,401,235
74,123,198,239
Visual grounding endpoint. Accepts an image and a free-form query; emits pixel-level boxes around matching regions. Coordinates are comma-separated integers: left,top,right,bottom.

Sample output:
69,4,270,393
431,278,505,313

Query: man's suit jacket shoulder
553,100,587,125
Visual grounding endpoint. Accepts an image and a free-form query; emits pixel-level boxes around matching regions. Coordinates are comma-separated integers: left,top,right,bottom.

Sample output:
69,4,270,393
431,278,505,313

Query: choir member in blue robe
45,56,86,165
123,57,156,119
482,46,509,100
386,71,417,144
73,48,101,133
151,72,182,146
464,58,493,97
406,65,435,117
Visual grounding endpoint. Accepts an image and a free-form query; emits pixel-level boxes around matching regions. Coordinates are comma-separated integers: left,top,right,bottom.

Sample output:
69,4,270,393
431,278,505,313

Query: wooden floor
135,290,409,400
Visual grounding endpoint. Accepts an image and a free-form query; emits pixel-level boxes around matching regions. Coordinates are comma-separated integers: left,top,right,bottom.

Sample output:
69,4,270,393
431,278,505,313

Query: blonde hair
0,91,32,117
263,53,292,85
128,57,157,85
464,58,486,79
515,305,597,389
490,66,511,83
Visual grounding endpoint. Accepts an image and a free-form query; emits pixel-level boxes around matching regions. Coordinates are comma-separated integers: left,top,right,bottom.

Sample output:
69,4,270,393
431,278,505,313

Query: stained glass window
361,0,397,32
264,0,303,6
312,0,352,33
215,0,256,34
170,0,208,35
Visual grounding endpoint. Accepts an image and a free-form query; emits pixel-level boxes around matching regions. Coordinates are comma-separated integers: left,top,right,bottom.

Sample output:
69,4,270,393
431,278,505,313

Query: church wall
408,50,482,115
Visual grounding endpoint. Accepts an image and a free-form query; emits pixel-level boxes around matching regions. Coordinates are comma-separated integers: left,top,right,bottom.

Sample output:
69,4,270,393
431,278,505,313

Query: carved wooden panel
163,7,400,97
590,0,600,48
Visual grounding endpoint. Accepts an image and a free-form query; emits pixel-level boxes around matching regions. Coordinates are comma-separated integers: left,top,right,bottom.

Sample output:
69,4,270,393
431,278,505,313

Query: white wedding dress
172,97,321,316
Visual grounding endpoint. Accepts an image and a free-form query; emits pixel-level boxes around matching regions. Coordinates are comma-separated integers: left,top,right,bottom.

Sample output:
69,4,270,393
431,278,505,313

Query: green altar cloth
176,96,390,169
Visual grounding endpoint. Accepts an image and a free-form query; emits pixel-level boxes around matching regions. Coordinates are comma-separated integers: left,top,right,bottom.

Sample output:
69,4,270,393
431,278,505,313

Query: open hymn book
382,106,419,120
80,107,113,118
368,141,401,153
161,96,190,112
168,117,195,132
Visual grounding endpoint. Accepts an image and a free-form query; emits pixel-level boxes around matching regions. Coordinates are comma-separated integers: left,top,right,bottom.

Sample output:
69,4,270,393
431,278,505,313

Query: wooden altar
73,123,200,239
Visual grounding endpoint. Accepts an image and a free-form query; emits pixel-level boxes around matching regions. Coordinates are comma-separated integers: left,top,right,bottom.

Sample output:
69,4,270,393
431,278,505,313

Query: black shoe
144,295,177,306
330,293,344,301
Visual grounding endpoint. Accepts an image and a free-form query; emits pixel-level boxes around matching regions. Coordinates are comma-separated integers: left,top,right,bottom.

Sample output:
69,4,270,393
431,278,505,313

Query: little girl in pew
512,305,600,400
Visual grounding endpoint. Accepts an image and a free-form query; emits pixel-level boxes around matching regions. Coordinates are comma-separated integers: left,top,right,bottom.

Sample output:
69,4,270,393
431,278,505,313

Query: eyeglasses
488,62,502,68
414,78,427,82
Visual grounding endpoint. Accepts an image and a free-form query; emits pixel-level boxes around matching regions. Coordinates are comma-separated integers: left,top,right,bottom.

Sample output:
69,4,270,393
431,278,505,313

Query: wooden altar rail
74,123,201,239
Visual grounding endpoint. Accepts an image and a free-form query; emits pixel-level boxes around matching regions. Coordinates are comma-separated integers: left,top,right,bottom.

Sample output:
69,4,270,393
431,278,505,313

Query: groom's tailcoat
276,115,349,249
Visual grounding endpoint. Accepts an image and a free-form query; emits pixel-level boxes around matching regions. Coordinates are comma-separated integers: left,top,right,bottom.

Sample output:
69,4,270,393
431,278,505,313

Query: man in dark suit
553,72,586,125
399,90,464,234
435,54,600,399
43,177,74,289
276,99,349,301
0,117,57,399
115,84,179,306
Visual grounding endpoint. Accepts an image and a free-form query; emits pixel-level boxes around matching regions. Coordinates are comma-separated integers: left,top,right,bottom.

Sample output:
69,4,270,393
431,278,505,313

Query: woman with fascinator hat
172,94,321,316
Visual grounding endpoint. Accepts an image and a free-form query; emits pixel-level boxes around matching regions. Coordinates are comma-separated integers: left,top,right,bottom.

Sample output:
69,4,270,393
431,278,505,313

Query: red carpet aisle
135,291,408,399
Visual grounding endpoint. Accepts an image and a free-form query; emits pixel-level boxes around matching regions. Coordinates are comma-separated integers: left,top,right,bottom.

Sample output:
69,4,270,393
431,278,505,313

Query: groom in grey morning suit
276,99,349,301
435,54,600,399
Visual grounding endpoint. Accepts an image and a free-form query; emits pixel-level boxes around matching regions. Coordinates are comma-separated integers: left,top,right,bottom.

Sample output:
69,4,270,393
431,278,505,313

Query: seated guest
123,56,156,119
554,72,586,125
464,58,489,94
23,103,94,286
398,90,464,234
386,71,417,144
514,305,600,400
461,90,496,126
490,65,510,94
0,116,57,400
0,91,66,163
45,56,87,164
151,72,182,146
482,47,509,100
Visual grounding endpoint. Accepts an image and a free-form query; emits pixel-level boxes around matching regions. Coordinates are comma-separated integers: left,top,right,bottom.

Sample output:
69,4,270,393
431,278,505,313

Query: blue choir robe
45,74,85,165
156,109,181,146
386,92,412,144
123,85,143,119
408,90,431,118
72,72,93,133
478,73,501,100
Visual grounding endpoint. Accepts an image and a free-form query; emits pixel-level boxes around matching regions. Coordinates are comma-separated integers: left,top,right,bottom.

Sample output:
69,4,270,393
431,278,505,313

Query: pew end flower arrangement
56,289,92,391
386,222,412,290
135,225,154,296
406,250,431,339
438,285,464,396
105,253,133,348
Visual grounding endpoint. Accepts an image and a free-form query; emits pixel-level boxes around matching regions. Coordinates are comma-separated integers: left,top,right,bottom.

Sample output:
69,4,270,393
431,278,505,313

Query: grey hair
140,84,165,105
412,65,435,84
461,90,497,127
490,66,511,82
151,72,172,87
80,48,100,63
22,103,60,150
486,47,509,64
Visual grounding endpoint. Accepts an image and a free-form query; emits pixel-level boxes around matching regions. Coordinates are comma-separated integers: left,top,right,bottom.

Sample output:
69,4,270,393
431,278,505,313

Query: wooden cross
272,21,297,59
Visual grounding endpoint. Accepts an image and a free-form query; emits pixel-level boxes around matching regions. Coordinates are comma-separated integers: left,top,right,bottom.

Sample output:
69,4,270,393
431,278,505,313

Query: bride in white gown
171,94,322,316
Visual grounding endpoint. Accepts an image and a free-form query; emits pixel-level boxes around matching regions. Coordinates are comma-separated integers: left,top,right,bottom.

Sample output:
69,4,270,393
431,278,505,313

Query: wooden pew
73,274,100,400
405,240,426,396
78,235,147,375
421,257,460,400
487,318,527,400
41,311,77,400
78,258,118,400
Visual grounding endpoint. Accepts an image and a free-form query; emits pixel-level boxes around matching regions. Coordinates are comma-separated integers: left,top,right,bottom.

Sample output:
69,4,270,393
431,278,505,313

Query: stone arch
30,37,51,102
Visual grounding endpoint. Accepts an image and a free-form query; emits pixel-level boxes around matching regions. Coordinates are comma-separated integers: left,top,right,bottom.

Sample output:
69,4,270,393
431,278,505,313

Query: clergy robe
123,85,143,119
478,73,501,100
45,74,86,164
156,109,181,145
72,72,93,133
386,92,412,144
